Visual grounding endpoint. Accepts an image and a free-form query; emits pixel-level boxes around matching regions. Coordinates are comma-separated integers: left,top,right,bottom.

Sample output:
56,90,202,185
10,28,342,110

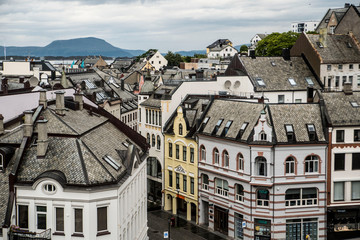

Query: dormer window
199,117,210,132
259,131,267,141
44,184,56,193
307,124,316,141
288,78,296,86
221,120,233,136
256,77,266,86
351,101,359,108
103,155,121,171
237,122,248,139
305,77,314,85
285,124,295,142
212,119,224,135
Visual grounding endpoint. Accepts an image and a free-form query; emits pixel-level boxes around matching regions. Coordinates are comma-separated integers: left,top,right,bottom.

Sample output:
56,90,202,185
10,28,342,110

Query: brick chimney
38,89,47,109
319,28,327,46
1,77,8,94
23,110,34,137
0,114,4,135
55,90,66,115
74,93,84,110
37,117,48,157
344,82,353,95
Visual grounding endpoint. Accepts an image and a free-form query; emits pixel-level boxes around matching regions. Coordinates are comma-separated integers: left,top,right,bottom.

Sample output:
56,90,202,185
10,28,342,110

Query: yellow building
163,96,211,223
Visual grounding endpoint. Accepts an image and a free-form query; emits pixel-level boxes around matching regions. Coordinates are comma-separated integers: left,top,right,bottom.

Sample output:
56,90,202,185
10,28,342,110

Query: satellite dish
234,81,241,88
224,80,231,89
29,76,39,87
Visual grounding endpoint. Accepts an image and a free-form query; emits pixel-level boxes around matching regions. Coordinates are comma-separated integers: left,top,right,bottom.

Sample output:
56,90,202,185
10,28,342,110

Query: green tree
255,31,300,56
240,44,248,53
136,49,158,62
182,56,192,62
165,51,183,67
194,53,207,59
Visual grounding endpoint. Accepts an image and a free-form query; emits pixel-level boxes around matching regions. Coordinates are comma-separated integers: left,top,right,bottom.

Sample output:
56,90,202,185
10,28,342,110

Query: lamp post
176,188,180,227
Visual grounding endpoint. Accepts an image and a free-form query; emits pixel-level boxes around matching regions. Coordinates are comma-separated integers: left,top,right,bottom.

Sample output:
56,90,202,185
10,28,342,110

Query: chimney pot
23,110,34,137
55,90,66,115
36,119,48,157
249,50,256,59
74,93,84,110
282,48,290,61
39,89,47,109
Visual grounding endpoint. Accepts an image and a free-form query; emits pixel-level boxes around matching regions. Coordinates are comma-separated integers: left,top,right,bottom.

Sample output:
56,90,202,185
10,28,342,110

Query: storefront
214,206,228,235
254,218,271,240
286,218,318,240
234,213,244,239
327,207,360,240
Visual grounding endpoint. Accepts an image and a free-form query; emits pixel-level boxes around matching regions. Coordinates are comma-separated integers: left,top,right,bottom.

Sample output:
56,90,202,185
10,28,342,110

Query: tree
165,51,183,67
136,49,158,62
255,31,300,56
182,56,192,63
240,45,248,53
194,53,207,59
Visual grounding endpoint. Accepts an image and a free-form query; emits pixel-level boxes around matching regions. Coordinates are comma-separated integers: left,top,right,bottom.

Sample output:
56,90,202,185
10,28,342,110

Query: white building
144,51,168,71
250,34,267,48
197,99,327,240
291,21,319,33
0,90,148,240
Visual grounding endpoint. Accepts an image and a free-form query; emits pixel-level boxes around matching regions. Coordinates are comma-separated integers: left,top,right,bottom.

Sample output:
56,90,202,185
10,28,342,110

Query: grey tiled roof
269,104,326,143
240,56,320,91
0,127,23,144
321,91,360,126
307,34,360,64
140,98,161,108
0,153,14,228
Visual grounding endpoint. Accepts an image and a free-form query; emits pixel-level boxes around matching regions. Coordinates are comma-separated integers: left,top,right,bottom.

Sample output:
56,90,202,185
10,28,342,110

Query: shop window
255,219,271,239
234,213,244,239
286,218,318,240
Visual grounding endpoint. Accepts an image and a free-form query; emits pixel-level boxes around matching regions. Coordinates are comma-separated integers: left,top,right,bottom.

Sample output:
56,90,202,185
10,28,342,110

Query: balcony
236,194,244,202
215,187,228,197
202,183,209,191
9,227,51,240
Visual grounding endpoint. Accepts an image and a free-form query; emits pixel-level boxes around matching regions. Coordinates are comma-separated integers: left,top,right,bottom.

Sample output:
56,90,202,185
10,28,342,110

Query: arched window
202,174,209,191
215,178,229,197
200,145,206,161
213,148,219,165
152,134,155,147
168,142,173,157
179,124,183,135
286,157,295,174
223,150,229,167
260,131,267,141
257,189,269,206
305,155,319,173
256,157,267,176
237,153,244,171
147,133,150,144
235,184,244,202
157,135,161,150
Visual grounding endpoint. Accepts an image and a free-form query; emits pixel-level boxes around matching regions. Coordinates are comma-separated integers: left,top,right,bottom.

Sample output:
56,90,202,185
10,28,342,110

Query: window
183,146,187,161
55,207,64,232
223,150,229,167
285,157,295,174
352,181,360,200
212,119,223,135
352,153,360,170
351,101,359,107
176,173,180,189
44,184,56,193
338,64,343,70
36,206,47,230
155,111,158,125
286,218,318,240
237,153,244,171
288,78,296,86
334,182,344,201
215,178,228,197
256,77,265,86
357,75,360,86
234,213,244,240
285,124,295,142
307,124,316,141
146,109,148,123
285,188,317,206
278,95,285,103
190,147,194,163
147,158,161,178
152,110,154,124
202,174,209,191
175,144,179,159
179,124,183,135
257,189,269,207
354,130,360,142
336,76,340,87
343,76,347,85
168,142,173,157
168,171,173,187
221,120,233,136
349,76,353,84
200,145,206,161
259,131,267,141
190,177,194,195
157,135,161,150
327,65,331,70
256,157,267,176
336,130,344,142
152,134,155,147
305,155,319,173
183,175,187,192
74,209,83,233
18,205,28,229
97,207,107,232
0,154,3,171
235,184,244,202
334,153,345,171
213,148,219,165
147,133,150,144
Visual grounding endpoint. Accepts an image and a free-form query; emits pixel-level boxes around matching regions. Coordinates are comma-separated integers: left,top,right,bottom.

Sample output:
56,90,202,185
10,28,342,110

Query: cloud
0,0,350,52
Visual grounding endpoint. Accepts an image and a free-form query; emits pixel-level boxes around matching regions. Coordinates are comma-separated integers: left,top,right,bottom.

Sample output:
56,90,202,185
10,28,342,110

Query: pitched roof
207,39,232,49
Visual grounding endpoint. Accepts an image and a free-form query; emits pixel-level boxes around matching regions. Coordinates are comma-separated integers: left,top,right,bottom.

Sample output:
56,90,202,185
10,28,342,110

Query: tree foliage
255,31,300,56
240,45,248,53
136,49,158,62
165,51,183,67
194,53,207,59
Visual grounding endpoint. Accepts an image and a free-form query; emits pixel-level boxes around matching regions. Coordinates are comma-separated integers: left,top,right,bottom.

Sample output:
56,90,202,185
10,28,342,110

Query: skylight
221,120,233,136
212,119,224,135
85,79,97,89
288,78,297,86
351,101,359,107
271,61,276,66
256,77,265,86
285,124,294,133
241,122,248,130
316,42,324,48
307,124,315,132
305,77,314,85
203,117,210,124
103,155,121,170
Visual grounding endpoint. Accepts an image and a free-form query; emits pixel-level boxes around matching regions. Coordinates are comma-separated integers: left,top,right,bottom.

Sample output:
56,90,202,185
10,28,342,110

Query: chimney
37,117,48,157
38,89,47,109
344,82,353,95
60,69,68,88
249,50,256,59
319,28,327,46
0,114,4,135
282,48,290,61
23,110,34,137
55,90,66,115
307,87,314,103
74,93,84,110
1,77,8,94
196,70,204,79
344,3,350,7
121,79,124,90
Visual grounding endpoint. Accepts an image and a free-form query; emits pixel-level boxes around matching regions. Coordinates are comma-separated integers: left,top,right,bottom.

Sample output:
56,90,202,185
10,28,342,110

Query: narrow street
148,210,226,240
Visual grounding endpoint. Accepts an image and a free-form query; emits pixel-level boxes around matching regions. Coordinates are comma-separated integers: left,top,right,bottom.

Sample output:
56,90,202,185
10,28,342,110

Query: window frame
175,144,179,159
55,207,64,233
351,181,360,200
235,184,244,202
36,205,47,230
256,157,267,176
156,135,161,150
354,130,360,142
97,206,108,233
213,148,219,165
223,150,229,168
334,182,345,201
168,142,173,158
18,205,29,229
285,188,318,207
352,153,360,170
183,146,187,162
304,155,319,173
215,178,228,197
183,175,187,192
256,189,269,207
74,208,83,234
336,130,344,142
190,147,194,163
285,157,295,174
179,124,183,135
168,170,173,187
237,153,244,171
334,153,345,171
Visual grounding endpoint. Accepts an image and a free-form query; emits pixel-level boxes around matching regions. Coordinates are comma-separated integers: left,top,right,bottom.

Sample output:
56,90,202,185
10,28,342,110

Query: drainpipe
272,145,275,240
249,145,253,237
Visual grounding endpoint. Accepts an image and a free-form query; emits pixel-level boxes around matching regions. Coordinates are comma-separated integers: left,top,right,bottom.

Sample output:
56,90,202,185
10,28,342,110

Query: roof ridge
48,108,79,135
75,139,90,185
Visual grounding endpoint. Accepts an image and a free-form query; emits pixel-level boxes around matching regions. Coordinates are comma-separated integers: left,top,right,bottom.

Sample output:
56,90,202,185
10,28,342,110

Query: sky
0,0,352,52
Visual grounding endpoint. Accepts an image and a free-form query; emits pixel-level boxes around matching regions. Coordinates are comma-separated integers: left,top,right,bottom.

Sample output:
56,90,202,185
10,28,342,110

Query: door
214,206,228,235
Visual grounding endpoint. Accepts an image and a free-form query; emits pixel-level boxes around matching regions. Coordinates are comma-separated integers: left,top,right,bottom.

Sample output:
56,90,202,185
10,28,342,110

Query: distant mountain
0,37,146,57
175,50,207,56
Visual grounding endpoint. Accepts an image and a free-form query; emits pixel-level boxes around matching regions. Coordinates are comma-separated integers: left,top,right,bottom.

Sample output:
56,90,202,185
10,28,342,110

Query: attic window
199,117,210,132
212,119,224,135
85,79,97,89
236,122,249,140
285,124,295,142
44,184,56,193
307,124,316,141
305,77,314,85
103,155,121,171
288,78,297,86
111,82,120,88
96,92,107,101
256,77,266,86
351,101,359,108
221,120,233,136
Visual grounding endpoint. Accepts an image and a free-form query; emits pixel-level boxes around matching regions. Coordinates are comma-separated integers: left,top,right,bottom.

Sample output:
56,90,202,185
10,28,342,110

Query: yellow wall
163,106,198,223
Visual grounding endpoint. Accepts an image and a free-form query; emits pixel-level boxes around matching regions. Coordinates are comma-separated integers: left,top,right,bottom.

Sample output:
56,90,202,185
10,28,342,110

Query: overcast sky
0,0,352,52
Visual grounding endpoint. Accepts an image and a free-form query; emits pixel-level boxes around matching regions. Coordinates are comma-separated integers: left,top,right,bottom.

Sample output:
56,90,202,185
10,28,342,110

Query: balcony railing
9,227,51,240
257,199,269,207
202,183,209,191
236,194,244,202
285,198,317,207
216,187,228,197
